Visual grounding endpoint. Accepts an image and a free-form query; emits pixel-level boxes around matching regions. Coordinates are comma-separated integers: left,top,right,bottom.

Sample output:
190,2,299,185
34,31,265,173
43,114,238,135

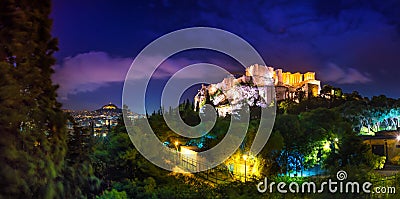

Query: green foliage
93,123,139,183
217,181,264,198
91,113,231,198
274,114,303,144
0,0,68,198
325,132,373,172
96,189,128,199
62,119,101,198
367,153,386,170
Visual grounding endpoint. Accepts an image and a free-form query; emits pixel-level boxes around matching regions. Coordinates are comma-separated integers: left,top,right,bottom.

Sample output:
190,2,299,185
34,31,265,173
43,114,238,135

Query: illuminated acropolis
271,67,321,101
244,64,321,101
194,64,321,116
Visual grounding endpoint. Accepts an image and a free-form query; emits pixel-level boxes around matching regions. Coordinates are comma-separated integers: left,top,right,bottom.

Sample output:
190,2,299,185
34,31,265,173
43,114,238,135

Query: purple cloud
52,51,234,99
52,52,133,99
320,63,371,84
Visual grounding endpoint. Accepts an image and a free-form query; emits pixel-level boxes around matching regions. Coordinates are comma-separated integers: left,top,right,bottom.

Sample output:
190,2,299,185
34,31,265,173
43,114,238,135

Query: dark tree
63,117,101,198
0,0,67,198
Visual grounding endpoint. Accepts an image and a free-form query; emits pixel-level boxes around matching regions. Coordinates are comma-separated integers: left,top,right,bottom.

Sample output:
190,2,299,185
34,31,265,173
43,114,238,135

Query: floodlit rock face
194,64,274,117
194,64,321,116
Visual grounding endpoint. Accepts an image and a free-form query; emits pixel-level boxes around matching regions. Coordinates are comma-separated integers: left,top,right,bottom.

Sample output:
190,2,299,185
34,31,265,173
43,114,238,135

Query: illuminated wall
181,146,198,159
304,72,315,81
277,71,316,86
180,146,199,172
282,72,291,85
363,137,400,165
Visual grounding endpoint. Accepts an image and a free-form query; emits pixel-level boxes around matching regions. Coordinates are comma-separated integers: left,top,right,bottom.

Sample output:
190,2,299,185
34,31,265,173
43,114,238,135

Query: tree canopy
0,0,68,198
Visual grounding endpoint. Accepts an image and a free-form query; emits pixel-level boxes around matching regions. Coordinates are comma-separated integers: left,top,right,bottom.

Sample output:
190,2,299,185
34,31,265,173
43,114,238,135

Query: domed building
97,102,122,113
101,102,118,110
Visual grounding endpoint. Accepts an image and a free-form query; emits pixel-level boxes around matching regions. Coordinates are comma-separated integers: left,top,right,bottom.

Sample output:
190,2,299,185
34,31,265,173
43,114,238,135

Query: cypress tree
184,99,190,110
0,0,67,198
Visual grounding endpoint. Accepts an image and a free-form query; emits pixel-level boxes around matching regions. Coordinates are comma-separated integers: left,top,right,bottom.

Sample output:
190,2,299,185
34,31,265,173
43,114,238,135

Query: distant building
194,64,321,116
96,102,122,113
362,131,400,164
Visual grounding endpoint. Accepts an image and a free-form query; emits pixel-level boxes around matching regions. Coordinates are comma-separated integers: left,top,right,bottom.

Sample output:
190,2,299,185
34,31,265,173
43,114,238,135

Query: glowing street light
243,154,248,182
396,135,400,141
174,141,179,151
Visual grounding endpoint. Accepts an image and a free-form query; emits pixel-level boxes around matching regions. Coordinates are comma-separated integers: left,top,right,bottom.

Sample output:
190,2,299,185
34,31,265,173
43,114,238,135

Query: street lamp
174,141,179,151
174,141,179,164
384,139,389,161
243,154,248,182
396,135,400,141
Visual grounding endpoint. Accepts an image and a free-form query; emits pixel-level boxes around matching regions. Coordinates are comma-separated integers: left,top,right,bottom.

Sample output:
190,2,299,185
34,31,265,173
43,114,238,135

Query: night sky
51,0,400,112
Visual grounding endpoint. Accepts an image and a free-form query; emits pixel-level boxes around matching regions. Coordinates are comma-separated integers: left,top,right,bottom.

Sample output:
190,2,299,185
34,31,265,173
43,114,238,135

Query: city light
396,135,400,141
243,154,248,161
